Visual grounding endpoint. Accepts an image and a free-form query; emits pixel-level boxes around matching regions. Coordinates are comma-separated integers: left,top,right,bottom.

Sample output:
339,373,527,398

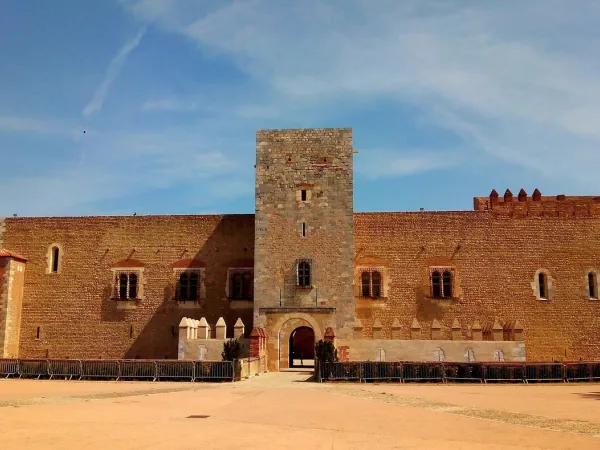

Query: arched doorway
289,326,315,368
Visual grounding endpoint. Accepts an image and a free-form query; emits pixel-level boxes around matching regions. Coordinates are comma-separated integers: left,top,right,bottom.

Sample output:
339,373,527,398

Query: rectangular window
301,190,307,201
301,222,307,237
229,269,254,300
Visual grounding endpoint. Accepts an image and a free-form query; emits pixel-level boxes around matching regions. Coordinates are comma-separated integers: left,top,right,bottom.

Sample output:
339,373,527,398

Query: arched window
189,272,199,301
119,273,128,299
128,273,138,299
431,271,441,297
538,273,548,299
371,271,382,298
298,261,311,287
442,271,452,298
51,246,60,273
361,272,370,297
588,272,597,299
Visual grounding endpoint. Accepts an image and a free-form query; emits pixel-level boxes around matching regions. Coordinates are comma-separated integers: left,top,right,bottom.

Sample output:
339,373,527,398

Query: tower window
301,190,307,201
51,247,59,272
48,244,62,274
297,260,311,287
301,222,307,237
176,271,200,301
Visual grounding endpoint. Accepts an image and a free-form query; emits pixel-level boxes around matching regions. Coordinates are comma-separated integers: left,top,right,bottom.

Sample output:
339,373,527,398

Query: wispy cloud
121,0,600,190
356,149,461,180
82,27,146,117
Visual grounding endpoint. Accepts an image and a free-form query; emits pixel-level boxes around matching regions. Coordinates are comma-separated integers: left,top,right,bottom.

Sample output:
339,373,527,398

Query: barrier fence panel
49,359,83,380
0,359,19,378
18,359,50,379
565,362,600,382
156,360,194,381
483,363,525,383
402,362,444,382
193,361,234,381
319,362,362,381
81,360,120,380
119,360,157,381
524,363,564,383
362,362,403,382
443,363,484,383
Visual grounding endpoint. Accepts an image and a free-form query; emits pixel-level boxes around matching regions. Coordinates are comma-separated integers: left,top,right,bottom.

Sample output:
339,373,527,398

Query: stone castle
1,128,599,370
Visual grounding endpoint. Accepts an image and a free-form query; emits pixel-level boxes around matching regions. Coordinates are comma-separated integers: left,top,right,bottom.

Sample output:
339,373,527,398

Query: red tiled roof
0,249,27,262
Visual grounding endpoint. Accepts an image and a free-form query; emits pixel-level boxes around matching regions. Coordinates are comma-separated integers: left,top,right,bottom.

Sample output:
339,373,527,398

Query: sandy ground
0,374,599,449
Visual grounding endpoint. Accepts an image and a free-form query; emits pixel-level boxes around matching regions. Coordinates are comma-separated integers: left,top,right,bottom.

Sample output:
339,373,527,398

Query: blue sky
2,0,600,216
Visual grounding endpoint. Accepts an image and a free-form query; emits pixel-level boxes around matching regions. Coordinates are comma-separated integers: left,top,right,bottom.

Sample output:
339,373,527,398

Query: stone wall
354,211,600,362
254,128,355,337
0,255,26,358
1,214,254,359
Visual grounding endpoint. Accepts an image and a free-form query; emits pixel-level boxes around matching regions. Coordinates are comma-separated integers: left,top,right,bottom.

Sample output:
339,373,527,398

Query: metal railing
0,358,235,382
317,361,600,383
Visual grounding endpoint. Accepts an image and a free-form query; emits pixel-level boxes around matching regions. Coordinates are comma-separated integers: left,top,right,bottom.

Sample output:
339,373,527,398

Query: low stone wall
239,357,263,378
335,339,526,362
177,316,249,361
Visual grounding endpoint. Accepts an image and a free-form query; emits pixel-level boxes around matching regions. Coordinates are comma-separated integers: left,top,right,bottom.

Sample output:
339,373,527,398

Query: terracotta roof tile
0,249,27,262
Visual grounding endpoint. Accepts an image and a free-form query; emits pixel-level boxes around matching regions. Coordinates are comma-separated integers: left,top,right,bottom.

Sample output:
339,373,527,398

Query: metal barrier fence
318,361,600,383
0,359,235,382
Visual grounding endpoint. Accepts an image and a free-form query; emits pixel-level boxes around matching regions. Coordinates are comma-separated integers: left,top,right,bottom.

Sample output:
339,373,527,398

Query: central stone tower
254,128,355,367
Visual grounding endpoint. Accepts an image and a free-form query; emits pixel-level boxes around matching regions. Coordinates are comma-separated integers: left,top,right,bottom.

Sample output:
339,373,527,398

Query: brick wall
254,128,355,337
0,258,7,355
354,211,600,361
2,214,255,359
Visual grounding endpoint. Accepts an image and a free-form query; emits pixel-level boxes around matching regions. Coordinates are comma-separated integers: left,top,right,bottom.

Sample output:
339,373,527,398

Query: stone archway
289,326,315,368
276,315,322,370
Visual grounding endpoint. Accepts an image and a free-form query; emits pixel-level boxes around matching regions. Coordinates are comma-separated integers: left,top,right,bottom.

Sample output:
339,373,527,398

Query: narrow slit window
538,273,547,299
36,327,40,339
301,222,307,237
129,325,133,338
51,246,60,273
588,272,597,299
301,190,307,201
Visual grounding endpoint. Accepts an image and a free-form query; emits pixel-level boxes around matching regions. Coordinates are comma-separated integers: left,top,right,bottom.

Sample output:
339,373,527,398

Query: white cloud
356,149,461,180
82,27,146,117
120,0,600,189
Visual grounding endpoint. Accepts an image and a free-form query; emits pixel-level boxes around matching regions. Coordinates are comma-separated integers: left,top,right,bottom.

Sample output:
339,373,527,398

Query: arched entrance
289,326,315,368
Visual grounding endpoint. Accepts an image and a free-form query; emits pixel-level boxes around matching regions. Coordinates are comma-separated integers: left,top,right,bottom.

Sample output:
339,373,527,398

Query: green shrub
222,338,243,361
314,339,338,362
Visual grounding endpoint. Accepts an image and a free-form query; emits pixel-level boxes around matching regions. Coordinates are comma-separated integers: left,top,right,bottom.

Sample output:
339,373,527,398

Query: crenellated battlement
474,189,600,218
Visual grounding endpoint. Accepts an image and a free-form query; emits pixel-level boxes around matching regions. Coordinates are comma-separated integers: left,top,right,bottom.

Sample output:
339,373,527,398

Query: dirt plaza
0,373,599,449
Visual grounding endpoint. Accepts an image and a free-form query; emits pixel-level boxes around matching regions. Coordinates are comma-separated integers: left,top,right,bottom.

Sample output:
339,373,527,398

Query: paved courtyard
1,373,600,449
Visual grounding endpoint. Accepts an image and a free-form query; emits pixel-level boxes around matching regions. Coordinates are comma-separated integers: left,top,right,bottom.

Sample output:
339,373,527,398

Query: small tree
314,339,338,362
222,338,243,361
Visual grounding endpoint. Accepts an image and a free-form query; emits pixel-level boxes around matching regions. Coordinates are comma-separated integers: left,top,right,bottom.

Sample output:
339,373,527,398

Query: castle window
360,270,383,298
113,271,143,300
176,271,201,301
47,244,63,274
588,272,598,299
538,273,548,299
301,222,307,237
301,190,307,201
430,268,453,298
297,260,311,287
228,268,253,300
